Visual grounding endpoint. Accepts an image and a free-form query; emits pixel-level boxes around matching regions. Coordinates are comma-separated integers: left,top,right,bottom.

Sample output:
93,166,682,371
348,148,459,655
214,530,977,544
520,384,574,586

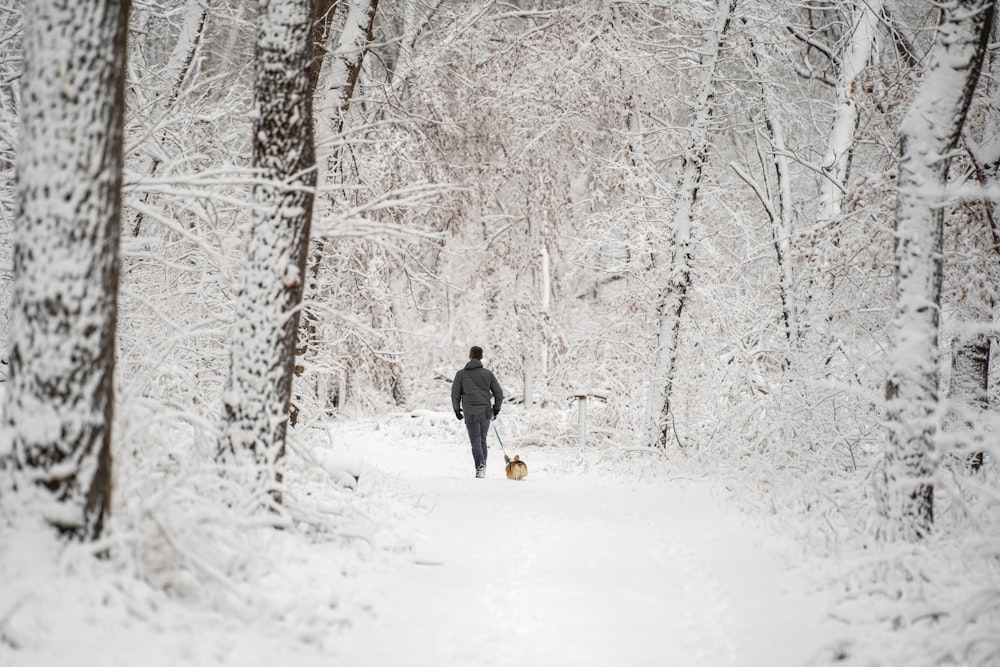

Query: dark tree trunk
299,0,381,416
950,336,990,472
219,0,316,472
3,0,129,540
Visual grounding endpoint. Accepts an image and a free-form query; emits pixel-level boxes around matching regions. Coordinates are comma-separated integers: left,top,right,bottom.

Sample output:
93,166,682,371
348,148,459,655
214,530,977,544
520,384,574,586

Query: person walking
452,346,504,478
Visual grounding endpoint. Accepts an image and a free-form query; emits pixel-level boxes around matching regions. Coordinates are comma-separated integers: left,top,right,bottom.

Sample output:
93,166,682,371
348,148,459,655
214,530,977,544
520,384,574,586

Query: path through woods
332,418,833,666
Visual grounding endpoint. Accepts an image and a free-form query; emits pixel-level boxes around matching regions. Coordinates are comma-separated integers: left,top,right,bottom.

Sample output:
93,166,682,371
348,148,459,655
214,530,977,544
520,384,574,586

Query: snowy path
332,419,832,666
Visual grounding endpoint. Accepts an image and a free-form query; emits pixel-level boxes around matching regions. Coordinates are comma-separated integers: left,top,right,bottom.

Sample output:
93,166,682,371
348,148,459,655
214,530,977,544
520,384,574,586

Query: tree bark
883,0,996,541
219,0,316,471
949,335,989,471
2,0,129,539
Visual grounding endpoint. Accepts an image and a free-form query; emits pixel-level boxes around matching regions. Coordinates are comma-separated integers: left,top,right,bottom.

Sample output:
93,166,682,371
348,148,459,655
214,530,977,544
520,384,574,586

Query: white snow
1,411,836,666
333,417,833,666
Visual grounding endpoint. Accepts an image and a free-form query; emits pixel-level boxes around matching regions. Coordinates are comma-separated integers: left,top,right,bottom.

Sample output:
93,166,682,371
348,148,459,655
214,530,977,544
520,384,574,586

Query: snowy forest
1,0,999,664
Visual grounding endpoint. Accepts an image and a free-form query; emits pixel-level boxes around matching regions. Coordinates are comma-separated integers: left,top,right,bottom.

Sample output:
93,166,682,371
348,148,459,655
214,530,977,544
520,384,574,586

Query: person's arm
491,373,504,416
451,371,463,418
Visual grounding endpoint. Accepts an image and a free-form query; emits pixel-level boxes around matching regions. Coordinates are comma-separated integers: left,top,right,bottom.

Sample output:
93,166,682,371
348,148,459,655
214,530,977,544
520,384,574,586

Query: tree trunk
737,27,796,345
646,0,736,449
763,106,796,346
319,0,379,135
314,0,380,186
817,0,881,224
298,0,382,417
883,0,996,541
219,0,316,471
949,335,989,471
522,351,534,408
2,0,129,540
962,87,1000,474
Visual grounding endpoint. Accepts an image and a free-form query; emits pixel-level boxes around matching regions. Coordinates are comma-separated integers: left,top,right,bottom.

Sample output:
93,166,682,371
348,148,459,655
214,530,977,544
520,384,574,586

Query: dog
504,454,528,481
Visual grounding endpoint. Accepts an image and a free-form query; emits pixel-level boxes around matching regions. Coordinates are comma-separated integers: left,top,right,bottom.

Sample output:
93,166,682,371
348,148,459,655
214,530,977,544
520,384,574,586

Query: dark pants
464,411,491,471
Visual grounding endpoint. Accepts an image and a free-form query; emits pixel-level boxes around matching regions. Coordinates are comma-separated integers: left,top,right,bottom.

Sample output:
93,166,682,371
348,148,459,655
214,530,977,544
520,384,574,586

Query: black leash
493,422,512,464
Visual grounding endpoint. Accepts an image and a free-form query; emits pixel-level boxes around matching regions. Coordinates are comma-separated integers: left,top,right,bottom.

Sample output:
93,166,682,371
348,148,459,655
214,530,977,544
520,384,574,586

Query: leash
493,423,512,464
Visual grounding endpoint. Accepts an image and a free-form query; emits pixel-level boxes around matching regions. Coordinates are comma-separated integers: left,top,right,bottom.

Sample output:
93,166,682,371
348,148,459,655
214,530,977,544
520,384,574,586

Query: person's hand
455,409,463,420
492,407,500,420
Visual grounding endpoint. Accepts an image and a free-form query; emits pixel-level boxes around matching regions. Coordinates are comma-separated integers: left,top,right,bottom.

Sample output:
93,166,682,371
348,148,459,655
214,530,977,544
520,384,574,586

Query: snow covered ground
0,410,838,666
332,415,834,666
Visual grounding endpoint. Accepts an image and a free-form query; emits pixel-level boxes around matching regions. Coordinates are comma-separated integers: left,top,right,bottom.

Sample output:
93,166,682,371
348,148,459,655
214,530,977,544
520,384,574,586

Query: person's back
451,346,503,477
454,358,498,414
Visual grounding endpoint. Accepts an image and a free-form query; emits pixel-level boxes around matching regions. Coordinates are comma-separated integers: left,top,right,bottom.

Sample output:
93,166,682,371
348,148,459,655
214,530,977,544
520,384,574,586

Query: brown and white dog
504,454,528,481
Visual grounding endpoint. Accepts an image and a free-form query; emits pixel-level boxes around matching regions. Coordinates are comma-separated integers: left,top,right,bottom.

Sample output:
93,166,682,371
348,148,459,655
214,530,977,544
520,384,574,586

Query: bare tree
297,0,383,419
218,0,316,473
646,0,737,448
882,0,996,540
128,0,209,237
730,24,797,347
2,0,129,539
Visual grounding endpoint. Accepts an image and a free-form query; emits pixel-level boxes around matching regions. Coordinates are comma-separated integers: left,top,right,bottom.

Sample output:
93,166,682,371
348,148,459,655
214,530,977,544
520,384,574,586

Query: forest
0,0,999,664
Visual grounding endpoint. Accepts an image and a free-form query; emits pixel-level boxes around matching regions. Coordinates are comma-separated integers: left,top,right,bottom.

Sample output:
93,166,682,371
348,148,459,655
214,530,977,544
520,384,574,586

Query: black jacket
452,359,503,416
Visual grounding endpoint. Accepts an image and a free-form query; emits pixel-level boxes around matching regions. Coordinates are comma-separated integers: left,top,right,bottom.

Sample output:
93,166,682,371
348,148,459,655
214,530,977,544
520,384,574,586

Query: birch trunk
522,352,534,408
219,0,316,469
817,0,881,224
646,0,736,448
2,0,129,539
883,0,996,540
